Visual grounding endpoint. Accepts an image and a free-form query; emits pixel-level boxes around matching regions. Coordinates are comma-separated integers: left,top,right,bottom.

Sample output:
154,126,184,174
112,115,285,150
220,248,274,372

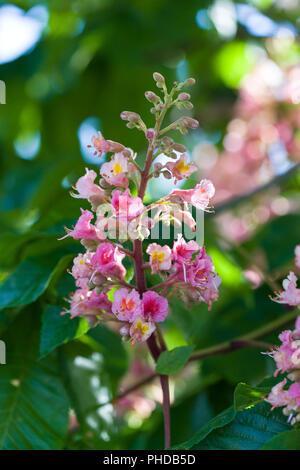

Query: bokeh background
0,0,300,450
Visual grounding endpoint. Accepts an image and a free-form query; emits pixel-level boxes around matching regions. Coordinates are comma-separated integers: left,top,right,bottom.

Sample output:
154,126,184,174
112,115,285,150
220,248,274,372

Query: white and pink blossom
100,152,129,188
146,243,172,274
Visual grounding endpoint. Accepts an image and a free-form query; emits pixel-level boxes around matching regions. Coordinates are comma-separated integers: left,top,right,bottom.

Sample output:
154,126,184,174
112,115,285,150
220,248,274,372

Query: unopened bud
146,128,156,140
120,325,130,336
126,121,136,129
162,170,172,179
120,111,141,123
184,102,193,110
145,91,160,103
178,92,190,101
180,116,199,129
154,162,163,171
161,136,174,146
99,178,111,188
172,143,186,153
184,77,196,86
122,149,132,159
153,72,165,88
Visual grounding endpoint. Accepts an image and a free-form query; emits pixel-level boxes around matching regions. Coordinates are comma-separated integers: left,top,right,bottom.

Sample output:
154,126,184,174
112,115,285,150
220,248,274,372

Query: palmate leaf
40,305,89,358
0,252,73,310
174,382,293,450
0,311,70,450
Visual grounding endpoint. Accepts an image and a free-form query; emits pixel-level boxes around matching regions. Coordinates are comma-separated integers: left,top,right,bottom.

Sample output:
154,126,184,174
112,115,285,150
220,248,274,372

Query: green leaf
0,312,70,450
40,305,89,358
262,429,300,450
234,383,270,412
0,253,71,309
156,346,195,375
174,381,291,450
191,402,290,450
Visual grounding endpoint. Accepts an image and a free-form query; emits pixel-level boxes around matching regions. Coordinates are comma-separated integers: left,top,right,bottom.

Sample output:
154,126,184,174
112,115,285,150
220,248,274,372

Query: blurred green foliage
0,0,299,450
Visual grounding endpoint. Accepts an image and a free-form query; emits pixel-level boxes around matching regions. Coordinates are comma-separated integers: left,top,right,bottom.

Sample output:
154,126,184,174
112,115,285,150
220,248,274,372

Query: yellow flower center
152,251,165,264
135,321,149,335
113,162,123,174
79,259,84,265
176,160,190,174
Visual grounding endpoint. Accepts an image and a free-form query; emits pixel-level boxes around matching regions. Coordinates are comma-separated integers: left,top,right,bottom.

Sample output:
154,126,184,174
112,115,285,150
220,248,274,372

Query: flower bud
126,121,136,129
161,136,174,146
165,150,178,159
162,170,172,179
172,143,186,153
153,72,165,88
99,178,112,188
120,325,130,336
145,91,160,103
184,77,196,86
180,116,199,129
154,162,163,171
146,128,156,140
184,102,194,110
120,111,141,123
122,148,132,159
178,92,190,101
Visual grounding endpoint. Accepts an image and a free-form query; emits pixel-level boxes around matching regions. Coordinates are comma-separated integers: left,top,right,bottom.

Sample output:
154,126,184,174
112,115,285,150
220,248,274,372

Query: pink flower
100,152,129,188
295,245,300,269
267,379,289,410
60,209,106,241
171,242,221,310
271,272,300,307
170,179,215,211
142,291,168,323
129,317,156,344
199,272,222,309
157,205,196,232
68,288,112,323
112,288,142,321
146,243,172,274
91,242,126,279
272,333,297,375
111,189,144,220
71,252,95,288
186,248,214,287
71,168,107,207
288,383,300,408
90,131,125,157
265,319,300,375
166,153,197,182
172,234,199,264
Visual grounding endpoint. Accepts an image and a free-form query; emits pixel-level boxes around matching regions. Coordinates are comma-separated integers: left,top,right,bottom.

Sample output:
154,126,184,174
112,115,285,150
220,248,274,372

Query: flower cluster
264,244,300,425
61,73,221,345
265,316,300,425
271,245,300,308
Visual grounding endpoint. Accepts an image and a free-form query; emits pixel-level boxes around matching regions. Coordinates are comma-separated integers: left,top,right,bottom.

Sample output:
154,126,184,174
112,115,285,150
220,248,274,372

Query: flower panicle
59,73,221,345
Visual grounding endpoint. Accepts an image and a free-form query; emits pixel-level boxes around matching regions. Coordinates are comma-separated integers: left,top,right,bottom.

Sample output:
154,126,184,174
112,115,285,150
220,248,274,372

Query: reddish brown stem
133,135,171,449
